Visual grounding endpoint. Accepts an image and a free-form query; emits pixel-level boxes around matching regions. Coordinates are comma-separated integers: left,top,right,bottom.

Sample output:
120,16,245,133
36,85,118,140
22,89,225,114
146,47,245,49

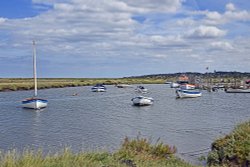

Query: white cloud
54,3,74,11
210,41,234,50
48,0,183,14
153,54,168,59
123,0,183,13
226,3,236,11
189,54,200,58
224,10,250,21
32,0,60,5
0,18,6,24
188,25,227,38
0,0,250,77
177,18,195,26
204,3,250,25
206,11,222,20
150,35,183,43
205,59,214,63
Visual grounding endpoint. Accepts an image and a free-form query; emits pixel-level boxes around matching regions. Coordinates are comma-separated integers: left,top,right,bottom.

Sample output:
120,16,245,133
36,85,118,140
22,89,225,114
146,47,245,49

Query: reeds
0,137,195,167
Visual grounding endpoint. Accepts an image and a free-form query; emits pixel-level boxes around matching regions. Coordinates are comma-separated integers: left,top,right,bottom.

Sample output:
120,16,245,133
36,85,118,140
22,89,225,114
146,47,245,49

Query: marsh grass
0,78,165,92
0,137,196,167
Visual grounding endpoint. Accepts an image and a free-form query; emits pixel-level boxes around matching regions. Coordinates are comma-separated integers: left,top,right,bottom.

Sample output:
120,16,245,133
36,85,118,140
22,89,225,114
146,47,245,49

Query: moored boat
22,98,48,109
91,84,107,92
176,89,202,98
170,82,180,88
135,86,148,93
225,88,250,93
116,84,133,88
22,41,48,109
131,96,154,106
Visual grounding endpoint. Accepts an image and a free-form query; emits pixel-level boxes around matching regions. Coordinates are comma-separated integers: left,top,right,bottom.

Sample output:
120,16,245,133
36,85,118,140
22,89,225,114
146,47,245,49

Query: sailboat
22,41,48,109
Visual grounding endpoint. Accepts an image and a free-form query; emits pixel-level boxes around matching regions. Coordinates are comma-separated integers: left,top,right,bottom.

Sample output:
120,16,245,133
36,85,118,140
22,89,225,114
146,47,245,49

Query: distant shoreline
1,71,250,92
0,78,165,92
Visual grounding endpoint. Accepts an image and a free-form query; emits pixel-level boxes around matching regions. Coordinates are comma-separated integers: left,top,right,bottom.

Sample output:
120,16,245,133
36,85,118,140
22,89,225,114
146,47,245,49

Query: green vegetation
0,137,196,167
0,78,165,92
0,120,249,167
207,121,250,167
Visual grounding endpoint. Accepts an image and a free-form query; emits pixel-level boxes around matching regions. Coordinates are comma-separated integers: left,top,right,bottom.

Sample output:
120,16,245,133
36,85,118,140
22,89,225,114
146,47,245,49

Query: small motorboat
116,84,133,88
170,82,179,88
91,84,107,92
135,86,148,93
165,81,172,84
225,88,250,93
131,96,154,106
176,89,202,98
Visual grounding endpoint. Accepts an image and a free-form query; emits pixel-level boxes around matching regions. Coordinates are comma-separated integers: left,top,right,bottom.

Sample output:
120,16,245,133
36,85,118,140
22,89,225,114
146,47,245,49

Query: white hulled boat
22,41,48,109
131,96,154,106
135,86,148,93
22,98,48,109
116,84,133,88
170,82,179,88
176,89,202,98
91,84,107,92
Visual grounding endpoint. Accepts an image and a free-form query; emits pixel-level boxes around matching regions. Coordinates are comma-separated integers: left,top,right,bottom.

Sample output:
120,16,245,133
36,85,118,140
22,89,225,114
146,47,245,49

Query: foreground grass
0,137,196,167
0,122,249,167
0,78,165,92
207,121,250,167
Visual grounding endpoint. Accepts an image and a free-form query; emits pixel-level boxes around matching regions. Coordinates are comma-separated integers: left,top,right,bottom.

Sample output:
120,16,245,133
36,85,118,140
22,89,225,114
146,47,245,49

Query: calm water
0,84,249,164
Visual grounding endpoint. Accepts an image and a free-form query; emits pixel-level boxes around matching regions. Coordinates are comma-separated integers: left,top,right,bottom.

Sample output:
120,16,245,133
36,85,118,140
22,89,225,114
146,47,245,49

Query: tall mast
33,40,37,97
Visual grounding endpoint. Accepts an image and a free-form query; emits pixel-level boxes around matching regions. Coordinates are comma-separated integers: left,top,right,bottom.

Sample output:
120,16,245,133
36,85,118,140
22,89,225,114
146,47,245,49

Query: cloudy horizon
0,0,250,78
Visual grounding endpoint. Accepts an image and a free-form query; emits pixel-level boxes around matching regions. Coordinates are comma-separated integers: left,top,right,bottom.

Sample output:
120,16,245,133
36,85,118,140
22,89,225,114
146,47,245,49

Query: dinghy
91,84,107,92
131,96,154,106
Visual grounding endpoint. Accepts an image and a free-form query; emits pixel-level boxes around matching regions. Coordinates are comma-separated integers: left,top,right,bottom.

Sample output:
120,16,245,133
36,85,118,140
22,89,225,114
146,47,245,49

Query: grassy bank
0,78,165,92
0,137,196,167
0,118,249,167
207,121,250,167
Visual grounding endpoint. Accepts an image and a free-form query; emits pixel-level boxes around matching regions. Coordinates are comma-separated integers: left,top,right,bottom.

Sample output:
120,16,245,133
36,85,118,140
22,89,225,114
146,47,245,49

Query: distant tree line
126,71,250,79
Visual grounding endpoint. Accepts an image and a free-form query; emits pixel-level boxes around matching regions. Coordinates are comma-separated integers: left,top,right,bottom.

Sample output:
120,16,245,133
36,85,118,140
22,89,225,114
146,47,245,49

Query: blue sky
0,0,250,78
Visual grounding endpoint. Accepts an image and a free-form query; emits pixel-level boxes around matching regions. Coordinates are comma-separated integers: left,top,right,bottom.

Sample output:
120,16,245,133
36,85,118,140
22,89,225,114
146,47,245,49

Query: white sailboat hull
22,99,48,109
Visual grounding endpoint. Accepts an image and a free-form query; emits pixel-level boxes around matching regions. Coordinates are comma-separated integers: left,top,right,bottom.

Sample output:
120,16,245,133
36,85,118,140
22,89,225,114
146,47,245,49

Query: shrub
207,121,250,167
115,136,177,161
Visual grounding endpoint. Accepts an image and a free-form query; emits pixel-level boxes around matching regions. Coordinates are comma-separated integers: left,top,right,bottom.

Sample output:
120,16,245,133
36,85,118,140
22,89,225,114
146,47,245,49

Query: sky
0,0,250,78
